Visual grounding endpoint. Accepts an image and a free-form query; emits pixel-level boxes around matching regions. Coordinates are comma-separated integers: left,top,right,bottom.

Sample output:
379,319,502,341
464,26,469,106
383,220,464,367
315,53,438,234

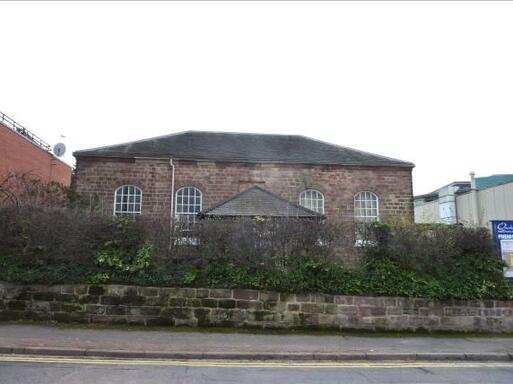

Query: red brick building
0,112,72,186
73,131,414,226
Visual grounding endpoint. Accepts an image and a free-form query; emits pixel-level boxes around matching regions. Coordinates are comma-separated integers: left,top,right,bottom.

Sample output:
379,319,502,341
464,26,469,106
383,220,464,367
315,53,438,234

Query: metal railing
0,111,51,152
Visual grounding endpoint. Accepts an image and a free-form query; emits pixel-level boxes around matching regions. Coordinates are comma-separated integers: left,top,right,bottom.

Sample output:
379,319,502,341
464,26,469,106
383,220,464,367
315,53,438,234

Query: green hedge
1,206,512,300
1,254,511,300
181,256,512,300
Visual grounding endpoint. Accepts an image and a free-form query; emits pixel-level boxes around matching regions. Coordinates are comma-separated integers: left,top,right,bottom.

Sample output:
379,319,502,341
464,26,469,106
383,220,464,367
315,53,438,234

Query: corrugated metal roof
73,131,414,167
202,186,323,218
476,175,513,190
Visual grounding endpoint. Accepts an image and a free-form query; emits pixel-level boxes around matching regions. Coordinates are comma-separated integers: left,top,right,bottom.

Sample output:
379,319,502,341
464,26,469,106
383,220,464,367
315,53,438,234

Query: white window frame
354,191,379,221
113,185,142,216
175,186,203,230
353,191,379,247
299,189,325,214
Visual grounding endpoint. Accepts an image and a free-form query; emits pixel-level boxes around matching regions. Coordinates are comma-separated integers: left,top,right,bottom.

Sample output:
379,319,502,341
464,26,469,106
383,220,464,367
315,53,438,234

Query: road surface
1,355,513,384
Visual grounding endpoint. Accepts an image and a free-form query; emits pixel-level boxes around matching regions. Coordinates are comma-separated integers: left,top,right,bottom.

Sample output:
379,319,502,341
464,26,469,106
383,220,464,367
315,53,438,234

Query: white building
415,173,513,229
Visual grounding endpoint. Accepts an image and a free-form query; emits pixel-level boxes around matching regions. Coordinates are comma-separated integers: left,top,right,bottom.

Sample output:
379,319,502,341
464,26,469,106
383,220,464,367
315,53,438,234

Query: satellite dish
53,142,66,157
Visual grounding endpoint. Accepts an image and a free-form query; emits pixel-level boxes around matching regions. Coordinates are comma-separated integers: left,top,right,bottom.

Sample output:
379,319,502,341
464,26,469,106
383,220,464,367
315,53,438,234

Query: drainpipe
469,172,480,226
169,158,175,229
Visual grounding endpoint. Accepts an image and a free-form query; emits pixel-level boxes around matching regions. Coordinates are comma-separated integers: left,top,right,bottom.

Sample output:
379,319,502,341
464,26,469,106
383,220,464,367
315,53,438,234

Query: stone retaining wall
1,282,513,332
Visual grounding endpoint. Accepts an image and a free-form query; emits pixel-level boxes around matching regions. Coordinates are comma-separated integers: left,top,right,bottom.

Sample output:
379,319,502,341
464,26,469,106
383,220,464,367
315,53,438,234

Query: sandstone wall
1,283,512,332
74,157,413,222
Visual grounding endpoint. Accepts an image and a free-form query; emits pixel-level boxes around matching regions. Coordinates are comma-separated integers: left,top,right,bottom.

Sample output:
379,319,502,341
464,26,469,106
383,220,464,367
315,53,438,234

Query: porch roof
201,186,323,218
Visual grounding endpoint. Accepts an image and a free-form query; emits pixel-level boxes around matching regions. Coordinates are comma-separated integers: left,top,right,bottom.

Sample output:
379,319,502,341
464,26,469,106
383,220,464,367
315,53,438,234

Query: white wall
414,200,440,223
456,182,513,228
455,192,474,226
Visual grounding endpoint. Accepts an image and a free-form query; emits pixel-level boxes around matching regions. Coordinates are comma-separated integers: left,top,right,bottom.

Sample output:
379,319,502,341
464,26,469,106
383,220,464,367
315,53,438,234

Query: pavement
1,323,513,361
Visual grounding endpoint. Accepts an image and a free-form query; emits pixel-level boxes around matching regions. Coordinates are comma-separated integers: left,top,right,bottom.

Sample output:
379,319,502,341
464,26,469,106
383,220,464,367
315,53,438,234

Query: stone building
73,131,414,228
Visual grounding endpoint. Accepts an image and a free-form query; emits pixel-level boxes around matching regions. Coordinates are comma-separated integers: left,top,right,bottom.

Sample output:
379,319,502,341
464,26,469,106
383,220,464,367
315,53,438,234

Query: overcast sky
1,1,512,195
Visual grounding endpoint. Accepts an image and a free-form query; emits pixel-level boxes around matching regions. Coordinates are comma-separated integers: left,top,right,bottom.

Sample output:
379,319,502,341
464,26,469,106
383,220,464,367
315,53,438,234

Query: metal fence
0,111,51,152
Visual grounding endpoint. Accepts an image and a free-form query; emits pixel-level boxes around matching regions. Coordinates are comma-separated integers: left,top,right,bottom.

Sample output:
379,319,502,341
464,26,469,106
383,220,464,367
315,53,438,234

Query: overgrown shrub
180,217,355,268
361,221,511,299
363,222,497,275
0,205,172,284
93,218,155,282
0,204,511,299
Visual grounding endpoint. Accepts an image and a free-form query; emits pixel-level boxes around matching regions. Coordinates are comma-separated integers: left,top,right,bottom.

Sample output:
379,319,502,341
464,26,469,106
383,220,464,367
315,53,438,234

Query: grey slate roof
74,131,414,167
202,186,323,218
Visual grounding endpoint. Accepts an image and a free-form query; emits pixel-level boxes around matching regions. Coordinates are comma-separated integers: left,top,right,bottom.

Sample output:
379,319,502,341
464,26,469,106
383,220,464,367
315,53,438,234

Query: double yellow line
1,355,513,369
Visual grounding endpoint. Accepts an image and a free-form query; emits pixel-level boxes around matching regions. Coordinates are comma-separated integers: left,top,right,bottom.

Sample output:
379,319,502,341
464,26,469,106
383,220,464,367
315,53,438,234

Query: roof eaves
74,152,414,168
414,192,438,201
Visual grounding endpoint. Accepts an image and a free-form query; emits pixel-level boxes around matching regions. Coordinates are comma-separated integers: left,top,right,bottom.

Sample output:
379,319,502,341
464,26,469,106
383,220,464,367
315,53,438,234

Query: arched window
175,187,202,229
299,189,325,214
113,185,142,216
354,191,379,221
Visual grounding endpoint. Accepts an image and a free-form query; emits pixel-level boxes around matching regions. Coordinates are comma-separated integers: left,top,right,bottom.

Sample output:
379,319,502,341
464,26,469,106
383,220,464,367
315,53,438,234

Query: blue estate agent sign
491,221,513,278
